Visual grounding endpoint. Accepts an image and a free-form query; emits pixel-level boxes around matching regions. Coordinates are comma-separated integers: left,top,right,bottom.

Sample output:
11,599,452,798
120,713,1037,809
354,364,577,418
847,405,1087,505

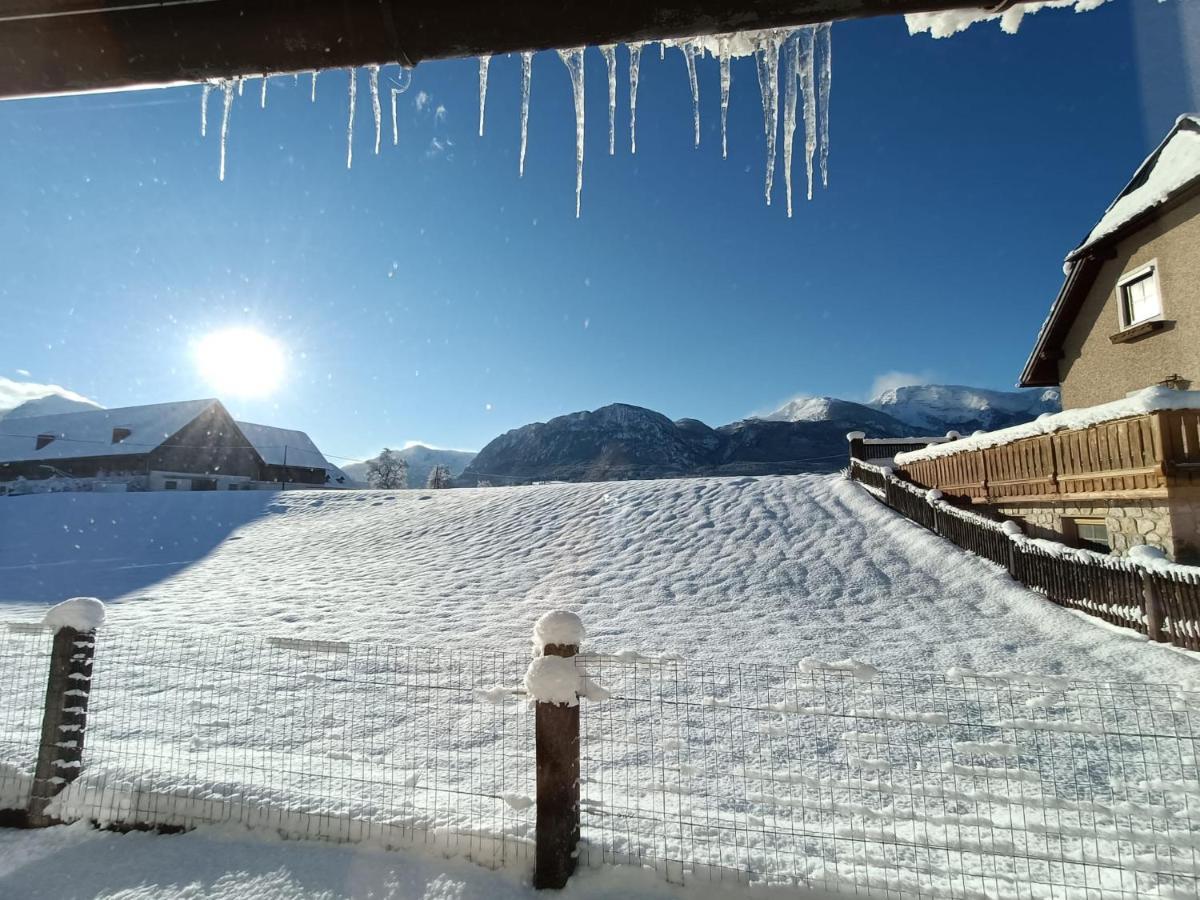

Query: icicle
237,76,244,97
718,38,731,159
389,66,411,147
478,54,491,137
628,42,643,154
755,36,780,206
369,65,382,155
346,67,357,170
218,79,233,181
600,44,617,155
799,27,817,201
558,48,586,218
293,73,299,84
311,70,318,102
200,83,210,137
682,42,700,148
782,34,798,218
659,42,666,62
519,51,533,177
817,22,832,188
260,75,268,109
391,88,400,146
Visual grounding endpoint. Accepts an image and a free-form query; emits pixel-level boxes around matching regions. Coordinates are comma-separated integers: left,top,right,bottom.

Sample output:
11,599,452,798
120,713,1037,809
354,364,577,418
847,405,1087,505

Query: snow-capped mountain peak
0,378,101,421
867,384,1060,434
759,396,835,422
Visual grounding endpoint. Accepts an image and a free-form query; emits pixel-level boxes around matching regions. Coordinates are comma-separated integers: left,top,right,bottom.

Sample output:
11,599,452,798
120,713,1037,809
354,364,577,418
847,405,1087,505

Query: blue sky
0,0,1196,461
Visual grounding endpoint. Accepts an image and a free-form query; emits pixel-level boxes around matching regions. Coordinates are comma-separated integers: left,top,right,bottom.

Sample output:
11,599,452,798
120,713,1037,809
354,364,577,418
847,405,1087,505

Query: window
163,480,177,490
1069,518,1110,553
1118,263,1162,328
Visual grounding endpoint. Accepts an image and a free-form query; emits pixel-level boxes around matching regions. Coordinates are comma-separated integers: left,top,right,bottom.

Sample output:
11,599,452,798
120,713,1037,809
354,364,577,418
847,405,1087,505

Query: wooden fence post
1143,572,1167,643
27,625,96,827
531,612,583,890
847,431,866,464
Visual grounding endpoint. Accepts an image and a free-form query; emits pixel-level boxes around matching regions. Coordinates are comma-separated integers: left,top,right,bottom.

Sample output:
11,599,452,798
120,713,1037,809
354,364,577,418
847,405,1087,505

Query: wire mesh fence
0,625,53,812
2,625,1200,898
8,628,536,867
577,654,1200,899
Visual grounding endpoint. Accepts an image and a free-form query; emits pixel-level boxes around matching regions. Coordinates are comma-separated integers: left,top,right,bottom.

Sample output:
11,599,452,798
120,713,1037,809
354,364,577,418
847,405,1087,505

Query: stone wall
993,499,1175,557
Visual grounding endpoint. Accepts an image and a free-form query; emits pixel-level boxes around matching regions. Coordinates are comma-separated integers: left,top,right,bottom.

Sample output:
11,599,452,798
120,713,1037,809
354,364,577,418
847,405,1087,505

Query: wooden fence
850,459,1200,651
892,410,1200,503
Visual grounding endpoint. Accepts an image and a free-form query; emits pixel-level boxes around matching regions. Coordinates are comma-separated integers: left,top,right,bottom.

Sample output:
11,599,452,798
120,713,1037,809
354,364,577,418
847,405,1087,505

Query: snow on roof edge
894,387,1200,465
1067,114,1200,261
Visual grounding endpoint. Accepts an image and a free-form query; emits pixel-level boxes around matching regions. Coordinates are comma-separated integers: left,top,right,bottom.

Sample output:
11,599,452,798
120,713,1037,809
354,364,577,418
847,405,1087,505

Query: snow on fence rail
3,616,1200,897
848,459,1200,651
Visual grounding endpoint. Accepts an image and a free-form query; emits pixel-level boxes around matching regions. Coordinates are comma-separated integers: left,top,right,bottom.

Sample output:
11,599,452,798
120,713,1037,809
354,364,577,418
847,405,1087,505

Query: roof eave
1018,253,1104,389
0,0,1022,102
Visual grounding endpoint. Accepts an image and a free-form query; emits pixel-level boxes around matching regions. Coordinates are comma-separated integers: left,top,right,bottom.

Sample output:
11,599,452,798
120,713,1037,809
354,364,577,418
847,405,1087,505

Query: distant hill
345,445,477,488
459,385,1060,485
0,388,100,421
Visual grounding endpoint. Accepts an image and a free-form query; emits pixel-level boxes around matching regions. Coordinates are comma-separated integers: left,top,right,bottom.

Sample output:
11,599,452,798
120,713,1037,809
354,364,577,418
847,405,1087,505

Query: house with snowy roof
0,399,342,491
1020,114,1200,406
876,115,1200,562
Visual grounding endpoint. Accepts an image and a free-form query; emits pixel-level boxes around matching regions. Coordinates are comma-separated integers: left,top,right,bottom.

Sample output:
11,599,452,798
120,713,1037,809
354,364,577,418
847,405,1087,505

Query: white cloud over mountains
0,376,100,416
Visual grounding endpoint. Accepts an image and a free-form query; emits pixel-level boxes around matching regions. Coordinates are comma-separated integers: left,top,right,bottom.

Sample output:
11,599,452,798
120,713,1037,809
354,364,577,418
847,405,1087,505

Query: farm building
0,399,341,491
855,115,1200,562
233,420,350,487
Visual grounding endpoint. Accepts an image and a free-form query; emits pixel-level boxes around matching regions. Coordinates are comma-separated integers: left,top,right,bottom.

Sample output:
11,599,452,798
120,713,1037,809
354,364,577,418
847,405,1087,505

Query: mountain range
459,385,1060,485
2,380,1060,487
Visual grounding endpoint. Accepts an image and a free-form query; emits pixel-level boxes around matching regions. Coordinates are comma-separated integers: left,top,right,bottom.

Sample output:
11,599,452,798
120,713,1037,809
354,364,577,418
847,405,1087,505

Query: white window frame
1117,260,1163,330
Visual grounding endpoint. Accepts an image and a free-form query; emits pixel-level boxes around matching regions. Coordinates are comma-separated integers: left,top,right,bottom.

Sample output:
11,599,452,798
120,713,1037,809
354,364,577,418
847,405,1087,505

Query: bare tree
366,448,409,489
426,464,454,489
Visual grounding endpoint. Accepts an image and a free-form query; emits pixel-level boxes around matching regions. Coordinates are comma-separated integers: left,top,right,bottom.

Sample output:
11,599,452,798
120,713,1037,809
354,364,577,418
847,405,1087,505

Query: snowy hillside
0,474,1191,682
868,384,1060,433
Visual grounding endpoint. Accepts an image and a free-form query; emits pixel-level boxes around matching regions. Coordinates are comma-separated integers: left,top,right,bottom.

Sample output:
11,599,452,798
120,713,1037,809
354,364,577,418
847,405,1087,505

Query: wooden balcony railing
896,409,1200,504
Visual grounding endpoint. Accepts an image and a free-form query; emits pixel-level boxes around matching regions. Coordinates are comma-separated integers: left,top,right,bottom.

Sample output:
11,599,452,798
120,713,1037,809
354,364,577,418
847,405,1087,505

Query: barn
0,399,341,491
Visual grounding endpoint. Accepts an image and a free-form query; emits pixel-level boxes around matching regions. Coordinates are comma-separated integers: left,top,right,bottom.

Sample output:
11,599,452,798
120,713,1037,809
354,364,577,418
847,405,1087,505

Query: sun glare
194,328,286,398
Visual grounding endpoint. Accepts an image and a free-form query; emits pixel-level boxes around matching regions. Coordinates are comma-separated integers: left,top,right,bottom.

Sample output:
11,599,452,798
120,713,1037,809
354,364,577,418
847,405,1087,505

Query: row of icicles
199,24,832,218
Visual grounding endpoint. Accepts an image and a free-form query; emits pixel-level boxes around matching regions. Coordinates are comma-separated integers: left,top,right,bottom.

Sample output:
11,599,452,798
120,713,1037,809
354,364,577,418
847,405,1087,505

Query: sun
194,328,286,398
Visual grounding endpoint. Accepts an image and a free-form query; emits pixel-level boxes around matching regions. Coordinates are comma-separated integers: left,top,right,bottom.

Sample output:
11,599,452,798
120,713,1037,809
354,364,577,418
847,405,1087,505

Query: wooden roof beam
0,0,988,101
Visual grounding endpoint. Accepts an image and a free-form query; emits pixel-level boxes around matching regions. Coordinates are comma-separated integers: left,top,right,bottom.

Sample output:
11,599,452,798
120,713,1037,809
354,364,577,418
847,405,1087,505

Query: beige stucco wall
1058,193,1200,409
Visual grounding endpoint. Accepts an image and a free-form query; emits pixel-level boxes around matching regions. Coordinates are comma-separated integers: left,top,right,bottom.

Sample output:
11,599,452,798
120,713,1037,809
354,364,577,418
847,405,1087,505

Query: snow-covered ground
1,473,1194,681
0,823,836,900
3,474,1199,899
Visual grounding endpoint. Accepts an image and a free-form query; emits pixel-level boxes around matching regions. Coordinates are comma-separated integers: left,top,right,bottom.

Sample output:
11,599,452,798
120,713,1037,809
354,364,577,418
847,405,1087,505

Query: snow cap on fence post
530,610,583,890
42,597,105,633
532,609,584,655
846,431,866,462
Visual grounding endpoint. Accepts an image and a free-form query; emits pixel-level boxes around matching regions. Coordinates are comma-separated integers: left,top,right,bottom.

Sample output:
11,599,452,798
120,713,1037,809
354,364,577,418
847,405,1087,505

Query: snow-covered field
0,823,823,900
1,473,1195,681
2,474,1200,899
